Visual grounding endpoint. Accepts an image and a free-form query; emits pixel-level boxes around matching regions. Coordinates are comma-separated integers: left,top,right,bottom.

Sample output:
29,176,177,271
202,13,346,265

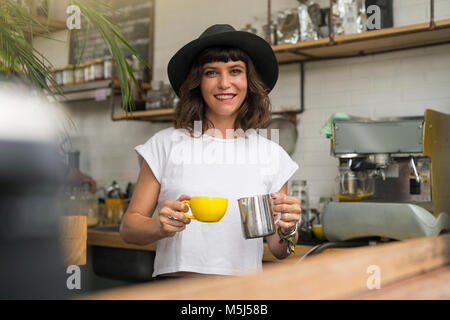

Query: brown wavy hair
173,46,272,135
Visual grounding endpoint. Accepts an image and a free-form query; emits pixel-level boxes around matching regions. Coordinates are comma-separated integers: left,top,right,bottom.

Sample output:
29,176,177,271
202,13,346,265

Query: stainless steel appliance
238,194,281,239
322,109,450,241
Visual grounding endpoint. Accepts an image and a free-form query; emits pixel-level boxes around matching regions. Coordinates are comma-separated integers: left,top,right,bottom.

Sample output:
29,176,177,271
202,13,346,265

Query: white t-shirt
135,127,298,277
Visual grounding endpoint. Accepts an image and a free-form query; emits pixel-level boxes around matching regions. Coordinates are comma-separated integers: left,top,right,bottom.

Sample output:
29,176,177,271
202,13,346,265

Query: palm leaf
0,0,149,113
71,0,149,112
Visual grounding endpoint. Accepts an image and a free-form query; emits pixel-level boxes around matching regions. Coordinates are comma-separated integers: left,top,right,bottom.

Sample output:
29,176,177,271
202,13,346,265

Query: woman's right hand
158,194,192,237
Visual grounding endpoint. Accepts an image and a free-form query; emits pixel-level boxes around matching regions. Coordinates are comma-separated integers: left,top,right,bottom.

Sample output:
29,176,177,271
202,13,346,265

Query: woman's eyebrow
203,64,245,70
229,64,245,69
202,66,218,72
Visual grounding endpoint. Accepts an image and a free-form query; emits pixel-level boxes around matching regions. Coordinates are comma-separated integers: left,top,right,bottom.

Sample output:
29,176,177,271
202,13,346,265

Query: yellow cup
182,196,228,222
312,224,326,241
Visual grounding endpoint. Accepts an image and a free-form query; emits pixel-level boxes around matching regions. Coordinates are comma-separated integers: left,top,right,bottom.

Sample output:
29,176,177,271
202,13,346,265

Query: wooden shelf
23,16,66,34
49,80,113,102
112,79,151,90
112,108,175,121
273,19,450,63
50,79,174,122
61,80,112,93
67,19,450,121
35,16,66,32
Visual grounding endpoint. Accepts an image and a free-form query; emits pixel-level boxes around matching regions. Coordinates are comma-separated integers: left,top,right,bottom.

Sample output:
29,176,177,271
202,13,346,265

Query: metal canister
55,67,64,86
91,58,104,81
104,56,113,80
74,64,85,84
84,61,92,82
62,65,74,86
237,194,280,239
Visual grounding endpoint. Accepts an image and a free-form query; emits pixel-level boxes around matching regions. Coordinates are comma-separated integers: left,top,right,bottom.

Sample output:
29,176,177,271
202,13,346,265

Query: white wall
33,0,70,68
38,0,450,208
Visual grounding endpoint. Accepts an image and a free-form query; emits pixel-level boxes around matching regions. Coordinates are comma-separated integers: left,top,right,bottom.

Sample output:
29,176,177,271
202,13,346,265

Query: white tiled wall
57,0,450,207
287,44,450,207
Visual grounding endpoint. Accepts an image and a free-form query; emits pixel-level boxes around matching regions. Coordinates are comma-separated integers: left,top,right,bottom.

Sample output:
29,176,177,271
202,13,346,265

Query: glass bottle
66,184,82,216
291,180,312,241
290,180,309,212
81,183,98,227
63,184,77,216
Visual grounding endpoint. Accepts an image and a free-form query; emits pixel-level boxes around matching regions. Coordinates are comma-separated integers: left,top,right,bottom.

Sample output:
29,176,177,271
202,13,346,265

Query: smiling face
200,60,248,124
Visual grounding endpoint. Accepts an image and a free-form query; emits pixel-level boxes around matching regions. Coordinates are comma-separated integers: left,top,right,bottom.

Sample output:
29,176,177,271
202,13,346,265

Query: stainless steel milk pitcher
237,194,281,239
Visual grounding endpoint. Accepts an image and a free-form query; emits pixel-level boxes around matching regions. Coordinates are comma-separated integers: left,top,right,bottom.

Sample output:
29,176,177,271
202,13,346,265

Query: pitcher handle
270,196,281,225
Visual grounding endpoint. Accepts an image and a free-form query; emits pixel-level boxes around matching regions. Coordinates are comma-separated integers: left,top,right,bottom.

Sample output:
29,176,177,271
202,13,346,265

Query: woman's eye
204,70,216,77
231,69,242,75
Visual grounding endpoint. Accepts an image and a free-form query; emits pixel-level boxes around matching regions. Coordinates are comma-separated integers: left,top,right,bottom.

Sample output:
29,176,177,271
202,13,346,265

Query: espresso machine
322,109,450,241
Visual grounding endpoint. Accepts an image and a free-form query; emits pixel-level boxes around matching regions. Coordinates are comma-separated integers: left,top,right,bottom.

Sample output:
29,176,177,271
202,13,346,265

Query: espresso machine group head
332,115,431,208
322,109,450,242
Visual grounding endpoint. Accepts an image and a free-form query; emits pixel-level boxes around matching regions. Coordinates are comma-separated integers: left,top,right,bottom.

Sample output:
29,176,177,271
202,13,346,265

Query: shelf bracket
299,62,304,115
430,0,436,30
110,82,118,121
329,0,335,45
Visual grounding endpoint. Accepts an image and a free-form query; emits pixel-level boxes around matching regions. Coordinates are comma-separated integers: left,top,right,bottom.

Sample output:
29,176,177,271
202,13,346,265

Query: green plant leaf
1,0,149,114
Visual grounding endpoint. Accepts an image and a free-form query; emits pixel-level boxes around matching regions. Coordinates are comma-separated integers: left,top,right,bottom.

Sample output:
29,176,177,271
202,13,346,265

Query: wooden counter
88,228,157,252
85,231,450,299
87,228,349,262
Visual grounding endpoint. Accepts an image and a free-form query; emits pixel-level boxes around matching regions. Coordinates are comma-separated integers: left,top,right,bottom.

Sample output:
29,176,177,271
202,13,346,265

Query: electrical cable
295,240,376,264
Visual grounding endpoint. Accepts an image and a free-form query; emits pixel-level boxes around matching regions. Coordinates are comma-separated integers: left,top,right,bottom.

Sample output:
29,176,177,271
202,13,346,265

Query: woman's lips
214,94,236,102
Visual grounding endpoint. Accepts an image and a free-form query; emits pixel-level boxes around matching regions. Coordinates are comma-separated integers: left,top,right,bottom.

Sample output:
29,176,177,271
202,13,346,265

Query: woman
120,24,301,278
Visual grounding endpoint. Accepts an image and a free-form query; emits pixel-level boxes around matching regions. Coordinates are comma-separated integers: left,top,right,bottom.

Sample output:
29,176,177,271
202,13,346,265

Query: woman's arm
119,158,165,245
265,183,300,259
119,158,192,245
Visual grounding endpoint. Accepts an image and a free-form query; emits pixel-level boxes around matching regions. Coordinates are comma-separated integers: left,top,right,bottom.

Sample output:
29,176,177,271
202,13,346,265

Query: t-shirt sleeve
134,131,167,183
268,145,299,194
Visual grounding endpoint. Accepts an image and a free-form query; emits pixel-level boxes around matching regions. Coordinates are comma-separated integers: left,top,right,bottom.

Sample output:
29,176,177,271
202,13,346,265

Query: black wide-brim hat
167,24,279,97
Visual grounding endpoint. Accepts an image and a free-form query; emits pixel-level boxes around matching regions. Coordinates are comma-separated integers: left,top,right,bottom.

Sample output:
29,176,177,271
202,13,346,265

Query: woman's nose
218,74,231,89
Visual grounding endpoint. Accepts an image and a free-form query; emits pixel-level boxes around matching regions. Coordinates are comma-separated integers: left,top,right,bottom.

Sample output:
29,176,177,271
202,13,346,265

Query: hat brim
167,31,279,96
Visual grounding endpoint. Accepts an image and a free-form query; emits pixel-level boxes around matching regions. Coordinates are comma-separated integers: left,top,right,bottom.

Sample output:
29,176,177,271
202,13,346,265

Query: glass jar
55,67,64,86
81,183,99,227
291,180,310,231
104,198,127,226
104,56,113,80
91,58,104,81
46,68,56,88
84,62,92,82
291,180,309,211
97,198,106,227
146,80,163,110
335,168,374,201
74,64,85,84
62,65,74,86
160,83,174,108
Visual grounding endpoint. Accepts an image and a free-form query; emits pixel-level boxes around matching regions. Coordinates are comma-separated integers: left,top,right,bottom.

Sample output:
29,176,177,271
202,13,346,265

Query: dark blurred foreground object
0,81,71,299
0,141,69,299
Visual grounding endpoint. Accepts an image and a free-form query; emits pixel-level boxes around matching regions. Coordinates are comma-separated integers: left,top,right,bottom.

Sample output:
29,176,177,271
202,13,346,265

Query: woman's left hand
270,192,301,234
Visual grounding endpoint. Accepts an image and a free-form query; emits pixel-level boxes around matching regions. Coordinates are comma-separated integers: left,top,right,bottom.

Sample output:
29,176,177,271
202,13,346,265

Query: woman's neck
204,114,238,139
